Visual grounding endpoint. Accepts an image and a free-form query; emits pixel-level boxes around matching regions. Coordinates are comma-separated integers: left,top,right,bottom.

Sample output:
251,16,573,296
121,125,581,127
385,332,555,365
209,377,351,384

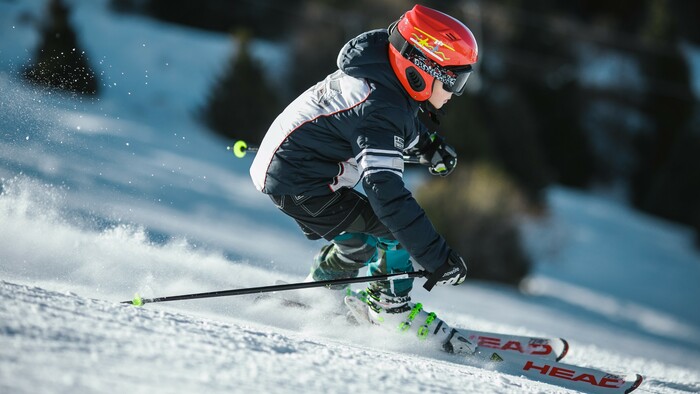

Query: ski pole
227,140,423,164
122,270,428,306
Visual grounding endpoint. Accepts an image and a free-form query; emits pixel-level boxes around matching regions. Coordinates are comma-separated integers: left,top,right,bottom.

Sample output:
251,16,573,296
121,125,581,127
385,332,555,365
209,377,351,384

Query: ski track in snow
1,281,699,394
0,281,562,394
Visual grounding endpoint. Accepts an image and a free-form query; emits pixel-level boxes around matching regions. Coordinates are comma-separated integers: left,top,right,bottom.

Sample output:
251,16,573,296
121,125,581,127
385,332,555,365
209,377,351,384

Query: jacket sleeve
353,109,450,272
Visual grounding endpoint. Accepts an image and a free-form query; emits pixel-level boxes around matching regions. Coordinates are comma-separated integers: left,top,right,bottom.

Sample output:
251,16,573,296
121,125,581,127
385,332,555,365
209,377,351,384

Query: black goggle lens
441,66,472,96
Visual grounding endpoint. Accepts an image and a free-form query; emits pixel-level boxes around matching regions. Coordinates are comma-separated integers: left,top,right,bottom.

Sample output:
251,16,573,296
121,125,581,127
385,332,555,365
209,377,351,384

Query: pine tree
201,30,279,142
630,0,697,231
23,0,99,95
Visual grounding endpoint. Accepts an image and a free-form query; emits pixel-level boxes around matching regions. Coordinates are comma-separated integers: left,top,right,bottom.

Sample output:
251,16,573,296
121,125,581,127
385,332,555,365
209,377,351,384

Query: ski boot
345,287,476,355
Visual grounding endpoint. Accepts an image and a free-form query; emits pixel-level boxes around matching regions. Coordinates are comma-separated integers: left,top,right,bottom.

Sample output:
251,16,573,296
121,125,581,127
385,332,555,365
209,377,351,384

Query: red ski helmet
388,5,478,101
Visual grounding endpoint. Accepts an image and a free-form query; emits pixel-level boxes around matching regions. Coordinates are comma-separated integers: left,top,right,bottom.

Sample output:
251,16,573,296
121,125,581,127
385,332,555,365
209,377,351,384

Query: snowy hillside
1,1,700,393
0,281,611,394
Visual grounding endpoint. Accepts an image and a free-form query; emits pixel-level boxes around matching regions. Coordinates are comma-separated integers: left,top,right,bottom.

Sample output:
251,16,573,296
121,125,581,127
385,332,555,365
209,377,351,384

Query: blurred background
12,0,700,286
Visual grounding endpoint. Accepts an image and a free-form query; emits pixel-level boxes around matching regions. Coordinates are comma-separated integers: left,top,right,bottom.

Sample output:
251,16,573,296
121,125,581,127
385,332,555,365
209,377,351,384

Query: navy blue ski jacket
250,29,450,272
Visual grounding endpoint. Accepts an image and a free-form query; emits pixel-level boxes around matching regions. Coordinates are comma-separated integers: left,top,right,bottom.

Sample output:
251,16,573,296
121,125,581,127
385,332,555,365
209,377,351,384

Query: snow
1,1,700,393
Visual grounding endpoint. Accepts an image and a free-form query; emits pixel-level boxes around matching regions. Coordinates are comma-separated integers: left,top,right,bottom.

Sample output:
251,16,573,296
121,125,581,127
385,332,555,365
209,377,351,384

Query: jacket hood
337,29,409,99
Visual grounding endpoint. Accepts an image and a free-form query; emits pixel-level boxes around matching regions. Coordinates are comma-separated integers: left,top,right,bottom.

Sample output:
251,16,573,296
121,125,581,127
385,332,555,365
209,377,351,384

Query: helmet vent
445,33,458,41
405,67,425,92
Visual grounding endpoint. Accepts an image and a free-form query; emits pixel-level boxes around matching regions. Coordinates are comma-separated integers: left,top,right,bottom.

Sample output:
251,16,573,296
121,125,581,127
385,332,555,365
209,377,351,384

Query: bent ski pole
122,270,428,306
227,140,423,164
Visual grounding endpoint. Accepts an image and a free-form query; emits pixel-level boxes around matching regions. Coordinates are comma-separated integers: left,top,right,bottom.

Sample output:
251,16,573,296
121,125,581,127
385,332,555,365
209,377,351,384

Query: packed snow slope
1,1,700,393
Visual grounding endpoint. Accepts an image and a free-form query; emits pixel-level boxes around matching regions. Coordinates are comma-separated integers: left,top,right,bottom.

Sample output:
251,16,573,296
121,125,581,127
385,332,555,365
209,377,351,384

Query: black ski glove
418,133,458,177
423,250,468,291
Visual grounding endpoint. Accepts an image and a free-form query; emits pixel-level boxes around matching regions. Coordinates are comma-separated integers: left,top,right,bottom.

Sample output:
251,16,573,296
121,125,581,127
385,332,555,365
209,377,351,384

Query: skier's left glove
423,250,468,291
418,133,457,177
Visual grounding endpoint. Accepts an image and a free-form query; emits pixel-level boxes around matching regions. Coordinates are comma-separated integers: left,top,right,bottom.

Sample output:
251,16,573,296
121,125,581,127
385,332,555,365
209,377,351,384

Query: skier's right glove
418,133,458,177
423,250,468,291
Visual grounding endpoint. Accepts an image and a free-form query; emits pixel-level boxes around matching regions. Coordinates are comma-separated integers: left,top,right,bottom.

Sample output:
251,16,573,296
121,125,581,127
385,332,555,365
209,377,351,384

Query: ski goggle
408,52,472,96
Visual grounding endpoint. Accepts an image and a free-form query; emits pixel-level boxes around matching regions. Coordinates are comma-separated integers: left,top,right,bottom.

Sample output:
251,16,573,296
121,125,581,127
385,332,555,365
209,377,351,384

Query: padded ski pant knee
310,233,377,282
314,235,413,297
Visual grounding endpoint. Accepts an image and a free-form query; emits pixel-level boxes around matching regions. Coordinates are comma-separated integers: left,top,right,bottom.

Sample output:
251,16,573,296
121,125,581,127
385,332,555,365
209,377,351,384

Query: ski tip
626,374,644,393
557,338,570,361
131,293,144,307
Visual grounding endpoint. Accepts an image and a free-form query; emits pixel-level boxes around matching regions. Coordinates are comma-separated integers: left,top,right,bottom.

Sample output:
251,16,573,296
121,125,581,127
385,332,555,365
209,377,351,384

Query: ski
343,292,643,393
463,329,568,362
476,349,644,394
257,286,643,392
344,292,643,393
256,286,568,361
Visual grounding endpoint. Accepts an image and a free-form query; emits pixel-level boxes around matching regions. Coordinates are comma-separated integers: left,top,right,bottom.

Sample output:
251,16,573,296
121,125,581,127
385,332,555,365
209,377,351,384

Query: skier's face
428,80,453,109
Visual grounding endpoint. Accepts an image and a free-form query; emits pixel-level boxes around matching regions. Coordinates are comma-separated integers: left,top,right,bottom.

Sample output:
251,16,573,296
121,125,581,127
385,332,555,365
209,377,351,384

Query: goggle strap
388,22,411,54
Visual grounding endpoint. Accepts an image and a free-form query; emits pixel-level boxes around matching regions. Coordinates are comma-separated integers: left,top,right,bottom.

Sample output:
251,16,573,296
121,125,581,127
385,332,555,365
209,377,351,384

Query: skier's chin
432,100,448,110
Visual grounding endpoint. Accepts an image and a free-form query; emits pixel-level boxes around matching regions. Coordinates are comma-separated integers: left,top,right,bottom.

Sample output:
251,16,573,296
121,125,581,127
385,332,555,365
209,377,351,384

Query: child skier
250,5,479,355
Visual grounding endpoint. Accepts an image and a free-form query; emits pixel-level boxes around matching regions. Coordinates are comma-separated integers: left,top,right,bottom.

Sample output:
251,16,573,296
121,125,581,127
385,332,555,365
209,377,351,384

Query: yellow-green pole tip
132,293,143,307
